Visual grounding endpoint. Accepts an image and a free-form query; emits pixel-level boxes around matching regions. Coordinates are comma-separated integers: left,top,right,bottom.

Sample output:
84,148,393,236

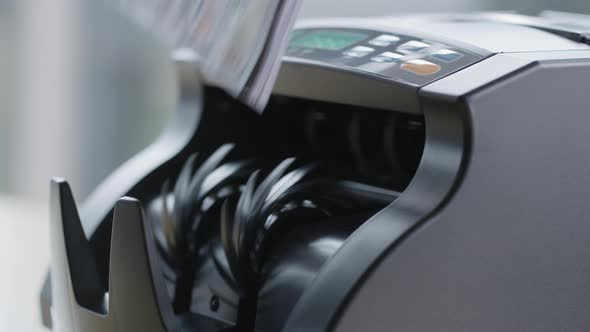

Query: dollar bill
116,0,302,112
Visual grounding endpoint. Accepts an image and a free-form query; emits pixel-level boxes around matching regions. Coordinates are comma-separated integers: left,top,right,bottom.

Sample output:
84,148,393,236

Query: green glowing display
290,30,368,50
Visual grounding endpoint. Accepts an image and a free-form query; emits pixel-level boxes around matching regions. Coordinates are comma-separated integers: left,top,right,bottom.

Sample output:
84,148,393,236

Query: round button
401,59,442,76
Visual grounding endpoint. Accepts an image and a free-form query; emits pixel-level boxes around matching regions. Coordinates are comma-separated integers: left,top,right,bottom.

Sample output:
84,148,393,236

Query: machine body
41,12,590,332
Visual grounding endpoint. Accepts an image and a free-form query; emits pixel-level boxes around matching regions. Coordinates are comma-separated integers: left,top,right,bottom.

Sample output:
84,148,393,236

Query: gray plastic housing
283,51,590,332
336,55,590,332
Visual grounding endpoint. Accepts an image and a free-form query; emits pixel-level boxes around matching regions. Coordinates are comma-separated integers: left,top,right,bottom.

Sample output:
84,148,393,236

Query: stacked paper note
117,0,302,112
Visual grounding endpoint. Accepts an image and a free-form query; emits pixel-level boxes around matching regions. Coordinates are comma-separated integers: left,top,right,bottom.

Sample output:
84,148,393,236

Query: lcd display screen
290,30,369,50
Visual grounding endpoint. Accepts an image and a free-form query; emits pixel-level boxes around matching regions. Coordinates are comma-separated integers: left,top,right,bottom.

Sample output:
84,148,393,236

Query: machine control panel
287,28,485,86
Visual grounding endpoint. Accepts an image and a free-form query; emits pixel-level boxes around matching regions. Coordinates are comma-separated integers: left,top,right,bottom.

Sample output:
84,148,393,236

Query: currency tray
40,56,424,332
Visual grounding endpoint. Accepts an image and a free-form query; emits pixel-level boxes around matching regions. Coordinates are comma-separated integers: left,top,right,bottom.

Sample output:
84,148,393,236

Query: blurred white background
0,0,589,331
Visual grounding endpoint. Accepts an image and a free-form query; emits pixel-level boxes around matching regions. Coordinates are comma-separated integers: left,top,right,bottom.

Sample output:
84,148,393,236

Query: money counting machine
41,12,590,332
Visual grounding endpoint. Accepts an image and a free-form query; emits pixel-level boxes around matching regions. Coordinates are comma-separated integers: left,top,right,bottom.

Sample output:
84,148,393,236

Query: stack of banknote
117,0,302,112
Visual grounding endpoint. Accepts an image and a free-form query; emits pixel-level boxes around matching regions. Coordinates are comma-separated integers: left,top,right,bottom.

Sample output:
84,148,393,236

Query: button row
338,35,467,76
346,38,432,55
348,49,443,76
369,49,464,64
342,39,464,62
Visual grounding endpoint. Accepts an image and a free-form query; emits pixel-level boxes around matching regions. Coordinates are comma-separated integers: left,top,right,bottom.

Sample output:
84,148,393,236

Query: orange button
401,59,441,76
